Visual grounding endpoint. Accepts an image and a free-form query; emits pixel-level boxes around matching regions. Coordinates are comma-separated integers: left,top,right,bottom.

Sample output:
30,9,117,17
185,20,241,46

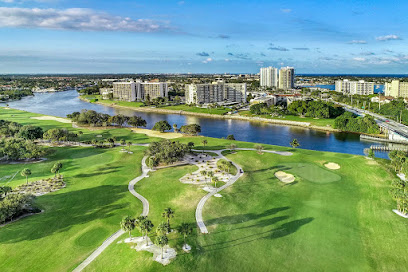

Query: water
1,90,388,158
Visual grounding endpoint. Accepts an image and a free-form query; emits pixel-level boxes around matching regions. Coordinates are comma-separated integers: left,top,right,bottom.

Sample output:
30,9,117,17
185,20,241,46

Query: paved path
73,156,152,272
193,148,292,234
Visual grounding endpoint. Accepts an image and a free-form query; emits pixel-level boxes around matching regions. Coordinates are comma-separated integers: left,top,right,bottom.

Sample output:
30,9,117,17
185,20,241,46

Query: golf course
0,107,407,272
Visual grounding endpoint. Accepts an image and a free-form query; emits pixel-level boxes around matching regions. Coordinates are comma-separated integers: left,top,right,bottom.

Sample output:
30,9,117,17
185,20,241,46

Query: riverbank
79,96,342,133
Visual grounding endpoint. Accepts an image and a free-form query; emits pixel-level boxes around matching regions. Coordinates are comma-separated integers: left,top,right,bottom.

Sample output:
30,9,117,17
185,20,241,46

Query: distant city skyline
0,0,407,74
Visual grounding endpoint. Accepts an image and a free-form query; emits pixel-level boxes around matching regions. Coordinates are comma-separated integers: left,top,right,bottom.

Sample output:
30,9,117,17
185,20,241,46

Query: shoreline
79,96,343,134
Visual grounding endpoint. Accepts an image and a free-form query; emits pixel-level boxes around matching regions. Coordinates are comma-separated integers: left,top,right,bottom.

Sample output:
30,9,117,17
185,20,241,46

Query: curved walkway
73,156,152,272
194,148,292,234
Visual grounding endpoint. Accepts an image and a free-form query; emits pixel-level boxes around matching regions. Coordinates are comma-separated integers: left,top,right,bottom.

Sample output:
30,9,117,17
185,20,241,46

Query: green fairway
1,107,408,272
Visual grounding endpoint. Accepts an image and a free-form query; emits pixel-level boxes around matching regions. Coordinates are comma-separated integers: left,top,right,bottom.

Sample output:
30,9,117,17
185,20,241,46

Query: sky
0,0,407,74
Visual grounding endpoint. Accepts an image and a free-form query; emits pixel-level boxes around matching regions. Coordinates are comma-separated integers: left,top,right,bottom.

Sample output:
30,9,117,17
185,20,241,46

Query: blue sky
0,0,407,74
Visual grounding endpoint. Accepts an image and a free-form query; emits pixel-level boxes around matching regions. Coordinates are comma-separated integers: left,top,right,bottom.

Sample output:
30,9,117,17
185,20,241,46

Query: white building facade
278,67,295,90
335,80,374,95
260,67,278,88
112,81,168,101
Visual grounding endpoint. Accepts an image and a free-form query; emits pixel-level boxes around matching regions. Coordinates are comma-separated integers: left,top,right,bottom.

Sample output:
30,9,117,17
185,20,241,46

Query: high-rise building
112,81,168,101
278,67,295,90
384,80,408,98
335,80,374,95
185,82,247,104
260,67,278,88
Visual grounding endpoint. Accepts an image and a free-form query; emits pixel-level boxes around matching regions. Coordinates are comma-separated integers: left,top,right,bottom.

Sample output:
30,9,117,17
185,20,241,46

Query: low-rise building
370,96,394,104
335,79,374,95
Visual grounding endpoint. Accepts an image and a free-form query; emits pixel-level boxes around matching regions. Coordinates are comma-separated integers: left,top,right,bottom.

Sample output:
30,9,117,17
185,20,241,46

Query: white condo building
112,81,168,101
185,82,247,105
384,80,408,98
278,67,295,90
260,67,278,88
335,80,374,95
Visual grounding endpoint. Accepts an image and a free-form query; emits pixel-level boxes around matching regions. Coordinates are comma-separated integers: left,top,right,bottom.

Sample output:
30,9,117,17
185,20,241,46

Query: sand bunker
31,116,72,123
275,171,295,183
324,162,340,170
131,128,182,139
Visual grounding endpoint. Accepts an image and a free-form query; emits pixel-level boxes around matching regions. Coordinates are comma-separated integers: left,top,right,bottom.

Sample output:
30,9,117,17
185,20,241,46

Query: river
1,90,388,158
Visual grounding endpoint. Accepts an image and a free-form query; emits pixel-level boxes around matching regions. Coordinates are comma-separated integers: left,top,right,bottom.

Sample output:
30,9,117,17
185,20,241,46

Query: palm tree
127,141,132,151
120,139,126,146
290,139,300,148
155,235,169,260
201,139,208,153
0,186,12,197
156,222,168,236
120,216,136,238
212,176,219,188
207,171,214,185
21,168,32,184
173,123,178,133
177,223,193,248
255,144,263,154
200,170,207,183
135,215,147,236
162,207,175,231
141,219,154,245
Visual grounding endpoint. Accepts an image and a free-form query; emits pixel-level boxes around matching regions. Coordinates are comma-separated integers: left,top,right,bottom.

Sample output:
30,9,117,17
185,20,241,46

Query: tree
155,235,169,260
187,142,195,152
177,223,193,248
226,134,235,140
228,144,237,152
0,186,12,198
110,114,129,127
173,123,178,133
368,148,375,159
120,216,136,238
135,215,147,236
162,207,175,231
201,139,208,153
290,139,300,148
152,121,172,133
127,141,132,151
255,144,263,154
212,176,219,188
207,171,214,185
120,139,126,146
156,222,169,236
140,218,154,245
21,168,31,184
180,124,201,135
200,170,207,183
128,116,147,128
16,125,43,140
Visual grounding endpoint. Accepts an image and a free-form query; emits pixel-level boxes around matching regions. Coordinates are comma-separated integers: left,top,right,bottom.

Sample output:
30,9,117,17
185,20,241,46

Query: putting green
278,163,341,184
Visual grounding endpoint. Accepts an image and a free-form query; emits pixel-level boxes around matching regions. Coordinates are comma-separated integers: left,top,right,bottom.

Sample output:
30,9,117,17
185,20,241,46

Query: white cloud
0,7,172,32
281,9,292,13
376,34,402,41
202,58,213,63
348,40,367,44
353,57,366,61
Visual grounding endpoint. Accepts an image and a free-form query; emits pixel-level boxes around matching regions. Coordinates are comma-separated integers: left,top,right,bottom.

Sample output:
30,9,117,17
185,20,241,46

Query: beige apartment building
112,81,168,101
278,67,295,90
186,82,247,104
335,79,374,95
384,80,408,98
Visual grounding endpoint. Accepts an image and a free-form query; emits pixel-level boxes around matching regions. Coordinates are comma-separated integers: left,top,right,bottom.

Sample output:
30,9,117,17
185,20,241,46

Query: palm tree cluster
51,162,63,178
390,179,408,215
120,208,194,260
218,160,234,174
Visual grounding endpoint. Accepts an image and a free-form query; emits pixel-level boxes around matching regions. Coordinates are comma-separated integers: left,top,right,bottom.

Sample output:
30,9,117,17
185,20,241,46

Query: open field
239,110,336,127
1,107,408,271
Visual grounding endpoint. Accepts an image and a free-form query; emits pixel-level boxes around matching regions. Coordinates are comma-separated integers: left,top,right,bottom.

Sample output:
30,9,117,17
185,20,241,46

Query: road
333,101,408,140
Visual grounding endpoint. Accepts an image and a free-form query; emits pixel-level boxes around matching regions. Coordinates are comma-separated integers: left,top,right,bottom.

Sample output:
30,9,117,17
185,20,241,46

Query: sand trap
275,171,295,183
31,116,72,123
324,162,340,170
214,193,222,198
131,128,182,139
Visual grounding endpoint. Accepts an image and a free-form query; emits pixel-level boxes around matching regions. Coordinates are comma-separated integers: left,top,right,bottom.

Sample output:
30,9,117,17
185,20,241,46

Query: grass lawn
1,108,408,271
160,105,230,115
0,146,146,272
239,110,335,127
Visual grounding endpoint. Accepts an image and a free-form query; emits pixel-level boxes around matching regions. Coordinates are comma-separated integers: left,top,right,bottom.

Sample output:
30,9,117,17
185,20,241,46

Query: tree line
67,110,147,128
333,112,380,134
287,100,344,118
